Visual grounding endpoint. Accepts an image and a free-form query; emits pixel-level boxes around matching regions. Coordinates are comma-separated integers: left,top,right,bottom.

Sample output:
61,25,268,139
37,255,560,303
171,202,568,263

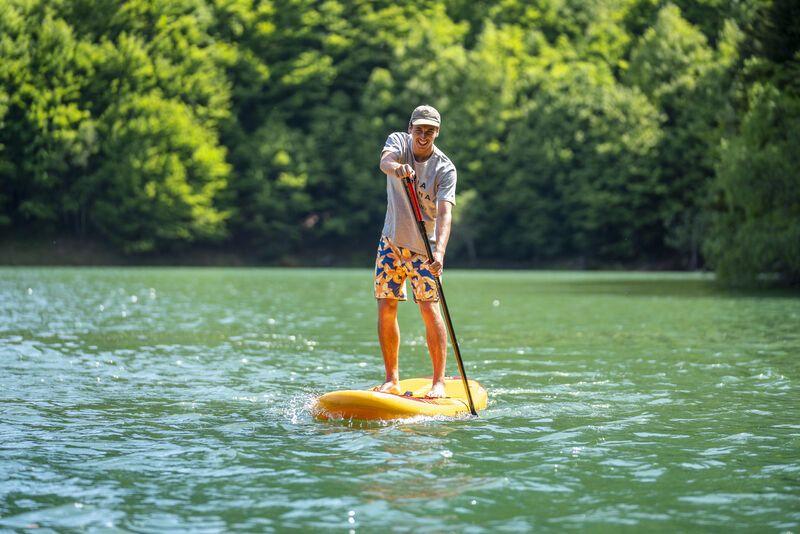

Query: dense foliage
0,0,797,284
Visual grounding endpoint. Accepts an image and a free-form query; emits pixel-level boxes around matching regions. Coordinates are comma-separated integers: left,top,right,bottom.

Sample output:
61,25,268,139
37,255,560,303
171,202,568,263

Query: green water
1,268,799,532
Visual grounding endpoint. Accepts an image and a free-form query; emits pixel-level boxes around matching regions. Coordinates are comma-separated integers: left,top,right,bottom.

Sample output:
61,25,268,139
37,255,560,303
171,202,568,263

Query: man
374,105,457,399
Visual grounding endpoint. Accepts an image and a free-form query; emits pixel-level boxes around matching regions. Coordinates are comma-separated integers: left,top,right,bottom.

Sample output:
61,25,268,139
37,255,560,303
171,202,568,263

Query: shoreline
0,236,699,271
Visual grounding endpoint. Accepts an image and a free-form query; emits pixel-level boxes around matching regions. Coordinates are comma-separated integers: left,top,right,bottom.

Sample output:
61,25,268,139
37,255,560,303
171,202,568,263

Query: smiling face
408,123,439,157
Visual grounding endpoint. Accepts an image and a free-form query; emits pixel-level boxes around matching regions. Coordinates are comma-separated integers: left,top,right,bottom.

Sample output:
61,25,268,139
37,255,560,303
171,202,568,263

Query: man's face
408,123,439,152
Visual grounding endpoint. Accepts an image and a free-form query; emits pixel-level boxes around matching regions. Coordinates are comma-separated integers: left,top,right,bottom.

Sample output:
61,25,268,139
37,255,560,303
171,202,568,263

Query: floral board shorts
374,236,438,302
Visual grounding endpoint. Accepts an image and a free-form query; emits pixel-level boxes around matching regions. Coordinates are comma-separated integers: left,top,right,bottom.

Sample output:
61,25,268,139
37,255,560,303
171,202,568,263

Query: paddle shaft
401,176,477,416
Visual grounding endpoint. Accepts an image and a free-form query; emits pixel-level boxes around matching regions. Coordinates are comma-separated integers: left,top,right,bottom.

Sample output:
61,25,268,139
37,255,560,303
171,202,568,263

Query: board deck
314,376,488,420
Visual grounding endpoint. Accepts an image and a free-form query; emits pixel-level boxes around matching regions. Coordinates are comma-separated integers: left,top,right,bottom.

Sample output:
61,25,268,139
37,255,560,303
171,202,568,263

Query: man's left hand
427,252,444,277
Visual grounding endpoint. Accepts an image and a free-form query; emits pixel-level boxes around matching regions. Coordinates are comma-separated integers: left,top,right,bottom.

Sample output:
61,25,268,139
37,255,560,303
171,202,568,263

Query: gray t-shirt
380,132,457,254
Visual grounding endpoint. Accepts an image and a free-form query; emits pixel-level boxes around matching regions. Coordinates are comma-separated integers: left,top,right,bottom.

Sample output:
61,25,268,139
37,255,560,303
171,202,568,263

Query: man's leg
374,236,408,394
418,301,447,398
376,298,401,394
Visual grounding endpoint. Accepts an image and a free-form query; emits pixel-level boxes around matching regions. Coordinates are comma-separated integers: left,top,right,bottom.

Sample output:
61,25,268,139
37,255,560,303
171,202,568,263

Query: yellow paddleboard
314,376,488,421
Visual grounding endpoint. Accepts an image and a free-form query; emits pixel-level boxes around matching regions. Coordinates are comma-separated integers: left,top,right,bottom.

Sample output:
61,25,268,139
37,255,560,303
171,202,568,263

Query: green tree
215,2,438,255
0,0,97,232
94,0,234,130
0,0,233,249
626,4,736,267
705,82,800,285
0,87,9,228
488,62,663,262
0,0,792,272
225,114,314,259
84,93,230,253
704,0,800,285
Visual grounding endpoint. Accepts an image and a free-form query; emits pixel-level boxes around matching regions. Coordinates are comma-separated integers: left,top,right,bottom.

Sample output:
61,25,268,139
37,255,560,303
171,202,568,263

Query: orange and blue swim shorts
374,236,438,302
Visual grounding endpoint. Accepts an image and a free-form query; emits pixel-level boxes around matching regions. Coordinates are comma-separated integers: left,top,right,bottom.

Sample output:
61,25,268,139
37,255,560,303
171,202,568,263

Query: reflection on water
1,268,798,531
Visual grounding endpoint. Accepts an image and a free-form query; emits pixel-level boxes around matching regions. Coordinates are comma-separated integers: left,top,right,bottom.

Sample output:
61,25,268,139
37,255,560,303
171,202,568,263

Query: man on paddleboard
374,105,457,399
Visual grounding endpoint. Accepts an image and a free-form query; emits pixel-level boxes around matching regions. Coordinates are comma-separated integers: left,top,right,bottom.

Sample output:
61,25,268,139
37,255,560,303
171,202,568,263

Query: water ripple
1,268,798,531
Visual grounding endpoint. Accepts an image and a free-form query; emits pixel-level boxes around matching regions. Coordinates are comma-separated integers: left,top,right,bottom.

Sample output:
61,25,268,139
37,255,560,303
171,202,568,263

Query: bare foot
373,380,401,395
425,380,446,398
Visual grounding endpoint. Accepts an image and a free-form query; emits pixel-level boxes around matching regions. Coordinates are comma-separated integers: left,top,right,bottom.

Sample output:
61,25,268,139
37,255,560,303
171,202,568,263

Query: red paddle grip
403,177,423,222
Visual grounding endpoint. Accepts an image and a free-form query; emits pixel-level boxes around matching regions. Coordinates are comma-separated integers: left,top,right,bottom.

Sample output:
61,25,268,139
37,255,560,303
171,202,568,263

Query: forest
0,0,798,285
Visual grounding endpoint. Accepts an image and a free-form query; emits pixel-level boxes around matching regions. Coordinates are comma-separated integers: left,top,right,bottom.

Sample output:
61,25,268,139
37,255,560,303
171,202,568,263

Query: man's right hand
394,164,414,179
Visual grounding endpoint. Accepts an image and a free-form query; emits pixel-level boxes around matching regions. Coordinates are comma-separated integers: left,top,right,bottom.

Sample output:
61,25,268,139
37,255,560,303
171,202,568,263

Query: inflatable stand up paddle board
314,376,488,420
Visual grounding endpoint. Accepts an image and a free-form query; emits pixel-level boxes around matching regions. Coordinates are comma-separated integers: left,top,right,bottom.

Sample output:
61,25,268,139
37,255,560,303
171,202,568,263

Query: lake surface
1,268,798,531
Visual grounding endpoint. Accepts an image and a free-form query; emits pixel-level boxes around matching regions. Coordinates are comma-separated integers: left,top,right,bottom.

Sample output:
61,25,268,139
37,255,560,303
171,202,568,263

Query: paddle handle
402,176,478,416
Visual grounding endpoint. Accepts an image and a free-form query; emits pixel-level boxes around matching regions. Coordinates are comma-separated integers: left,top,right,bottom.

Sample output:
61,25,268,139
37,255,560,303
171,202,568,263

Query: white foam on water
279,392,321,424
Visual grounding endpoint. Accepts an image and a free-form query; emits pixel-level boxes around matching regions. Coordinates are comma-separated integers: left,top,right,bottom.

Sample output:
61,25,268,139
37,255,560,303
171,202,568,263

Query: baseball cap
410,105,441,128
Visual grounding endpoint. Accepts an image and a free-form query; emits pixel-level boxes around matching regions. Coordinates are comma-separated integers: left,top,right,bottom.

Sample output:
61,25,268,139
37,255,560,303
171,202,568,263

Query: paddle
401,174,478,416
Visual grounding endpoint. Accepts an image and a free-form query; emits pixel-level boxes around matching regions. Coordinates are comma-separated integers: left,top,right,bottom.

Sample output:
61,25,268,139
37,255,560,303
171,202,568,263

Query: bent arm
380,150,413,178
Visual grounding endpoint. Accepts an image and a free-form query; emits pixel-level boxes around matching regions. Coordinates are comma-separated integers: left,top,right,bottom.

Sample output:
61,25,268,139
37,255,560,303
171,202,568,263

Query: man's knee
378,298,399,318
417,300,441,319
